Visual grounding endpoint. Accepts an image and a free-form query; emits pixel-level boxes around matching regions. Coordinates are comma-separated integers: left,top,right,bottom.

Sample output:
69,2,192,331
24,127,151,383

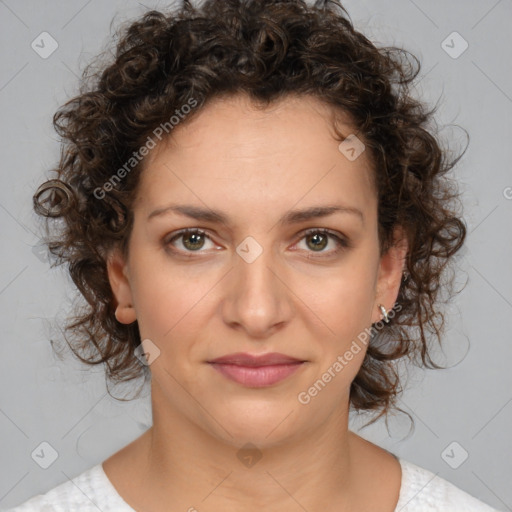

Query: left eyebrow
147,204,364,226
278,205,364,226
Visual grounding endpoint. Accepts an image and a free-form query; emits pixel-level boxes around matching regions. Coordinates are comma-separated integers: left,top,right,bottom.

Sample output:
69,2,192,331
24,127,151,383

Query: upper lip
208,352,305,366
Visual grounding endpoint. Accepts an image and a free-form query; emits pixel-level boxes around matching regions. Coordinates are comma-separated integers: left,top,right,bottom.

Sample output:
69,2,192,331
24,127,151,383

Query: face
107,93,406,447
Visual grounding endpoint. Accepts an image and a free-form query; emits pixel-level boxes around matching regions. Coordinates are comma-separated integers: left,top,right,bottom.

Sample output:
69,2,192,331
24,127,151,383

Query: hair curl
34,0,467,425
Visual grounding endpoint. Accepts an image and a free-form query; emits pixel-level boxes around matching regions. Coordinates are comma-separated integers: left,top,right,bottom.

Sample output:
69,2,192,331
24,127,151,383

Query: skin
104,93,408,512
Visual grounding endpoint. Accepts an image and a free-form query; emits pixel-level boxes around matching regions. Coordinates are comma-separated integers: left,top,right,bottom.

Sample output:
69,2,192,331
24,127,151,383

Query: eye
294,228,349,257
165,228,217,254
164,228,350,257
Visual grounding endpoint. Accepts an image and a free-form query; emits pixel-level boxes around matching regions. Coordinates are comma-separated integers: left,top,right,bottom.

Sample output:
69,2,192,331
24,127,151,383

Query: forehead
134,94,376,221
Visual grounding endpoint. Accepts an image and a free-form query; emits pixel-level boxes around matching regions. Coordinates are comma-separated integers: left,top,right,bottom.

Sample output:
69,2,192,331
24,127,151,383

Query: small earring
378,304,390,323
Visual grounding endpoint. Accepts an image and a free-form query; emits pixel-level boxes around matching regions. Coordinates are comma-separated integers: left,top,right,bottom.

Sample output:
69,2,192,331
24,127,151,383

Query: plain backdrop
0,0,511,510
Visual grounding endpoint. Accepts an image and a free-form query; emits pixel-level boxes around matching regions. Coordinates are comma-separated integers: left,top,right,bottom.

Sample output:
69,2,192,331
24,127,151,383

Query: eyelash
164,228,350,258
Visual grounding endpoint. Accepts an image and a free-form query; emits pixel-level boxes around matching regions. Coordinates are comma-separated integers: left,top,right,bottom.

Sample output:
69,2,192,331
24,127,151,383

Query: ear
106,248,136,324
372,225,408,323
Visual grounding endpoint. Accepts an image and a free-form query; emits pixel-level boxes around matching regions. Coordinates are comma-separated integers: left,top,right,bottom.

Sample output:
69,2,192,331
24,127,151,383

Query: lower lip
208,362,304,387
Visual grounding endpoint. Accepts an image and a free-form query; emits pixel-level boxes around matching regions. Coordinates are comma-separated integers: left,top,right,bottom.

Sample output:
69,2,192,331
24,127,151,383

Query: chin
204,401,303,448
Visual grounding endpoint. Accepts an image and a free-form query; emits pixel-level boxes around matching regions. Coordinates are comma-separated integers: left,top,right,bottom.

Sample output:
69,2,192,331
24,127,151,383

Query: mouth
207,352,307,388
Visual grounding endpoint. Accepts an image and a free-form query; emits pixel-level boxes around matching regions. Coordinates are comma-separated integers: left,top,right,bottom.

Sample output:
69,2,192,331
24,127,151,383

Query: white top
2,458,501,511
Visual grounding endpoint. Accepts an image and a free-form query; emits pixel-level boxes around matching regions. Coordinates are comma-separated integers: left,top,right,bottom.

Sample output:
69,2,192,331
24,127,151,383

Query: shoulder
396,458,501,512
1,463,134,512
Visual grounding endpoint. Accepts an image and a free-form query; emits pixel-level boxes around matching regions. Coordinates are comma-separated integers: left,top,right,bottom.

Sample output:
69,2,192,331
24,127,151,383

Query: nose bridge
236,238,277,293
223,234,291,335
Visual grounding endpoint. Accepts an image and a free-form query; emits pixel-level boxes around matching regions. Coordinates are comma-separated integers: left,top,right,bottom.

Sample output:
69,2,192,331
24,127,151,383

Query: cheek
299,251,379,341
130,257,218,347
137,280,211,344
297,265,376,403
131,272,213,384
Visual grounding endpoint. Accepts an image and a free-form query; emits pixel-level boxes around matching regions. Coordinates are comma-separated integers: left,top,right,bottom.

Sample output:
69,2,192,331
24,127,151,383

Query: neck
129,382,361,512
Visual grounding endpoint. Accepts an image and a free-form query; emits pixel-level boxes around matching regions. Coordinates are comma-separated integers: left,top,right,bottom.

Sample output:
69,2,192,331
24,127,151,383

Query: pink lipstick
207,352,305,387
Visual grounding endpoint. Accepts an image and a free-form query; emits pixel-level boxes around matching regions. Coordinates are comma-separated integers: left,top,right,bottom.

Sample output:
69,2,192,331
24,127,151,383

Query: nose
221,241,293,339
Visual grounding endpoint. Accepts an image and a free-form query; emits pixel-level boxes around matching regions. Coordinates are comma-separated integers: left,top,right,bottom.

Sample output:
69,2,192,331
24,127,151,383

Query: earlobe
373,226,408,323
107,248,137,324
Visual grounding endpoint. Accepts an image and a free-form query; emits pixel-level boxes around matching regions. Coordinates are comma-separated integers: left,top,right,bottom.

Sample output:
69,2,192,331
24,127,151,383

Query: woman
4,0,501,510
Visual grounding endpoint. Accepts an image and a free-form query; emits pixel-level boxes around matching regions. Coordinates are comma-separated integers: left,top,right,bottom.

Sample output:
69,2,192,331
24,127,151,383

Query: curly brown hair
33,0,467,424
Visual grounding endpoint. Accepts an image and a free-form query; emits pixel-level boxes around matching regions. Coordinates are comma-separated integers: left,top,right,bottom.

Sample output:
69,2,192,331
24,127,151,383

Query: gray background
0,0,511,510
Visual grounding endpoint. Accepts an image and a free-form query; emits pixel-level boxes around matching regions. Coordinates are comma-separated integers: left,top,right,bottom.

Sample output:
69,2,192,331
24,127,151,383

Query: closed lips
207,353,307,387
207,352,305,366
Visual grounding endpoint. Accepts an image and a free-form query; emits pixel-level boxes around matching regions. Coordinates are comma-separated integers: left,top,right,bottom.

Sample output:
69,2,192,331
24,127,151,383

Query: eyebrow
148,203,364,226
